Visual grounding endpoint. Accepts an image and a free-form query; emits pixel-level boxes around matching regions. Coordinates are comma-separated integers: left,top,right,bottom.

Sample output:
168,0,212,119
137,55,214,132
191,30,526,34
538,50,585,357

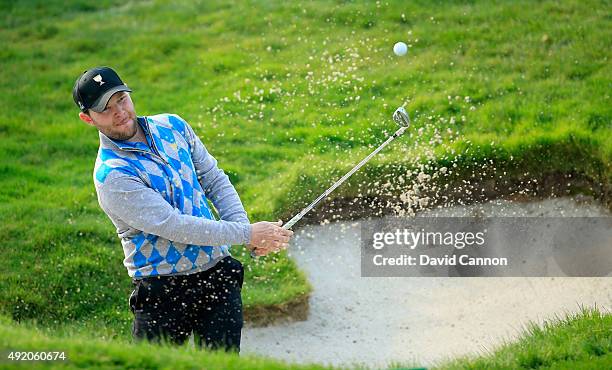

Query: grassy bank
0,316,329,369
1,0,610,340
1,308,609,369
434,307,611,369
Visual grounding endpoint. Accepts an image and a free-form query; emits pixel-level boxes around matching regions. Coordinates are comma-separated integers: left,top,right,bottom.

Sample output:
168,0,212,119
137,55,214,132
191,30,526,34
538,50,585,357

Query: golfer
72,66,293,352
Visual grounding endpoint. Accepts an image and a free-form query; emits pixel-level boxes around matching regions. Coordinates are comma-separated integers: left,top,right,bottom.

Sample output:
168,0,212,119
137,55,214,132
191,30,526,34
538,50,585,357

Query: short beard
104,118,138,141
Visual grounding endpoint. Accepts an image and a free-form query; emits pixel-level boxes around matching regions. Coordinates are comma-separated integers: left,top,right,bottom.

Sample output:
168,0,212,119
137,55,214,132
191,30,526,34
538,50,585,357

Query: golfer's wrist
242,223,252,245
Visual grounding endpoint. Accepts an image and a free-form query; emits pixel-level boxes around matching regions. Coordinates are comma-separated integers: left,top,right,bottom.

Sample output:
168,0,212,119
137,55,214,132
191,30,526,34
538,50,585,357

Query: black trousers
129,256,244,352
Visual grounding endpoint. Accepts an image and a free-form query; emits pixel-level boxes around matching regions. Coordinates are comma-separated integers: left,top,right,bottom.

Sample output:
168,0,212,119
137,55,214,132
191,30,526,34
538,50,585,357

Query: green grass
0,316,329,369
0,0,610,351
434,307,612,369
0,308,609,369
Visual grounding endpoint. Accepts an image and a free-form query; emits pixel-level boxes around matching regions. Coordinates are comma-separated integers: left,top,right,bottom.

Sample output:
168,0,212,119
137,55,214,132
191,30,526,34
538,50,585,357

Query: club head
393,106,410,127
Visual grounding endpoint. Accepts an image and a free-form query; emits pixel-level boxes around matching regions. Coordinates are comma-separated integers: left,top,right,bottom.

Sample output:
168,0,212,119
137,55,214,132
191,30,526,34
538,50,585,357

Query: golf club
282,106,411,230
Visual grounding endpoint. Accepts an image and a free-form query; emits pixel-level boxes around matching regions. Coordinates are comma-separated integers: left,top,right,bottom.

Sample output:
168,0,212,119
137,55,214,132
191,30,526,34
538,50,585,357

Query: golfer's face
89,92,138,141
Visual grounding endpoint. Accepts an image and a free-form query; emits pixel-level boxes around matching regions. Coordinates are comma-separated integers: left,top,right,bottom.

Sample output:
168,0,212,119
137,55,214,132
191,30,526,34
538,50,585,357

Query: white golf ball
393,42,408,56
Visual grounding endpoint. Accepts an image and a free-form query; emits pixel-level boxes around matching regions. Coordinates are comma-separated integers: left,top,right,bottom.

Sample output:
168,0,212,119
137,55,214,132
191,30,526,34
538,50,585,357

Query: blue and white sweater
94,113,251,278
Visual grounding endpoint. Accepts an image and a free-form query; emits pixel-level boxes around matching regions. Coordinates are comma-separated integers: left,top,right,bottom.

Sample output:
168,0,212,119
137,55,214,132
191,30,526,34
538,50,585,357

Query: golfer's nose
113,103,126,119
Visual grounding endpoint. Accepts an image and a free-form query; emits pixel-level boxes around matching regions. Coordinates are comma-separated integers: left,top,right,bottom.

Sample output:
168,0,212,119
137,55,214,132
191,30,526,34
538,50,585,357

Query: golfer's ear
79,111,94,126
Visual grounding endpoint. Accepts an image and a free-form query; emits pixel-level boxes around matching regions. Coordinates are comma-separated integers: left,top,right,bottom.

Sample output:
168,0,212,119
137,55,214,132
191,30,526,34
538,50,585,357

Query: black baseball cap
72,66,132,112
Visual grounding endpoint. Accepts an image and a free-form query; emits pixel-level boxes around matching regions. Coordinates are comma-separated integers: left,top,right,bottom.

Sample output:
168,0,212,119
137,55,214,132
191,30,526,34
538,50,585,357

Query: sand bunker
242,197,611,368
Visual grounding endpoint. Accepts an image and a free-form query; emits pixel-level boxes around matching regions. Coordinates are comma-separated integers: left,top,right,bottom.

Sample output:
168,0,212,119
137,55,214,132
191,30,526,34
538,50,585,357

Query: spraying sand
242,197,611,368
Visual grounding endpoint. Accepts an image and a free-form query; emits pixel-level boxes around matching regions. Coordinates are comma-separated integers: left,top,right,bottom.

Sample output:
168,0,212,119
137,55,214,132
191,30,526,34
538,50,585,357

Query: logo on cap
93,74,105,86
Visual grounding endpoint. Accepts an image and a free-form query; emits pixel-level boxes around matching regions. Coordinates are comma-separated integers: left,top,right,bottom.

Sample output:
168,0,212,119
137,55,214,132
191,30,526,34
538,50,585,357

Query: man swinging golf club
73,66,293,352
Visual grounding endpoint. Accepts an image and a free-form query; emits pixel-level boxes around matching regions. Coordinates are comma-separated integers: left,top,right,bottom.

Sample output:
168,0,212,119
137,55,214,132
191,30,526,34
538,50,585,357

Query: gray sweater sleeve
98,174,251,246
183,118,251,226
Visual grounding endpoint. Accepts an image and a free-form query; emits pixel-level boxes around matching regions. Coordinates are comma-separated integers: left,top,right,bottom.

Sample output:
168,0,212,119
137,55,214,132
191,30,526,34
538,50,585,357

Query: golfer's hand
248,220,294,257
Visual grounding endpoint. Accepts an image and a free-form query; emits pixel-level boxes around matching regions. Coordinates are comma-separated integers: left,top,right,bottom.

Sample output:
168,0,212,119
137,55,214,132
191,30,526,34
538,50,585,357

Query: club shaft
283,126,407,229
